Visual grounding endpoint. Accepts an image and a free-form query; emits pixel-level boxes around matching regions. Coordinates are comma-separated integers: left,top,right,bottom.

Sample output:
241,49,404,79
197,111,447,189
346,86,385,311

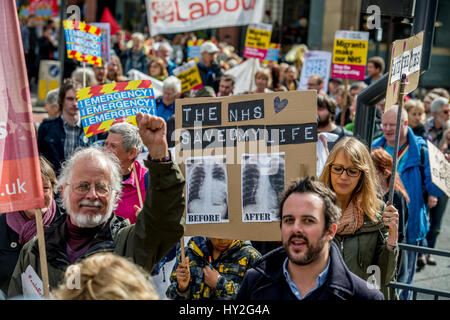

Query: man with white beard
8,113,185,298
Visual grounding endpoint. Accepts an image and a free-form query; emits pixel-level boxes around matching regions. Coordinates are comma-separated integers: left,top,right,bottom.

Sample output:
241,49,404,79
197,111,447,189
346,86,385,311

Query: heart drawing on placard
274,96,288,113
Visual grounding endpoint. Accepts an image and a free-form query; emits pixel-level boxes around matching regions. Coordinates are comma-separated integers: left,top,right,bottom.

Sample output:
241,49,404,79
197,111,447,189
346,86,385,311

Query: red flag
0,1,44,213
100,7,121,35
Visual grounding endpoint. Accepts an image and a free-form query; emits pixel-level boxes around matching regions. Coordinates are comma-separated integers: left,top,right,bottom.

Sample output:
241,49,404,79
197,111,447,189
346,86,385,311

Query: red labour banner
0,1,44,213
146,0,264,36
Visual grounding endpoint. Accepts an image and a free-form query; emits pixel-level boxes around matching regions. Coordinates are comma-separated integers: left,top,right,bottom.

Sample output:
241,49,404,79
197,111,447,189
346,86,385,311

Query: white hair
163,76,182,94
430,97,449,113
131,32,144,42
45,88,59,106
158,42,173,54
108,122,143,154
57,147,123,227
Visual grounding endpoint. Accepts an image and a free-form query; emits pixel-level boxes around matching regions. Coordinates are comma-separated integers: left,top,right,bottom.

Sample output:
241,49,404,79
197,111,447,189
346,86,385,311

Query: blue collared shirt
283,257,330,300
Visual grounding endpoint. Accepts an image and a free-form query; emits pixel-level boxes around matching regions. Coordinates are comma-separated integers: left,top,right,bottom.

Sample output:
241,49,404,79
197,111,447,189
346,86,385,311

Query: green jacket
7,160,185,298
333,203,398,299
166,237,261,300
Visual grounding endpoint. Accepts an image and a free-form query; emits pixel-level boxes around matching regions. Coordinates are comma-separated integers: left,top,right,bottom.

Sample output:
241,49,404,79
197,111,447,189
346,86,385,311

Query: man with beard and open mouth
236,176,384,300
8,113,185,298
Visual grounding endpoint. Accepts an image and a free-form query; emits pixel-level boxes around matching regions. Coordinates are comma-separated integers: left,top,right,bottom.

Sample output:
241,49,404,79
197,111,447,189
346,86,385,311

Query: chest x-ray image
241,153,285,222
185,156,229,224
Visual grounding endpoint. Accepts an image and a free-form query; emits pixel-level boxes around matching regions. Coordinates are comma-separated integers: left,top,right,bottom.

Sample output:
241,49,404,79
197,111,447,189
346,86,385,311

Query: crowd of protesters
2,14,448,301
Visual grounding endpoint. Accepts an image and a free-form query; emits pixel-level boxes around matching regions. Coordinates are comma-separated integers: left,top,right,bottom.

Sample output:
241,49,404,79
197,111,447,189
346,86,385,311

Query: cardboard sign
77,80,155,137
427,141,450,197
243,23,273,60
298,50,332,92
146,0,264,36
262,43,280,64
331,30,369,80
173,60,204,93
63,20,102,66
174,90,317,241
385,31,424,110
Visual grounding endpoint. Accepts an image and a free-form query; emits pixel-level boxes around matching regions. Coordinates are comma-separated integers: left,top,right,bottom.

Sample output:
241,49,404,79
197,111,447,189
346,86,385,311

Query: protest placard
331,30,369,81
91,22,111,63
385,31,424,110
77,80,156,138
187,39,217,62
174,90,317,241
146,0,264,36
427,141,450,197
243,23,273,60
262,43,280,64
63,20,102,67
298,50,332,92
173,60,204,93
26,0,58,19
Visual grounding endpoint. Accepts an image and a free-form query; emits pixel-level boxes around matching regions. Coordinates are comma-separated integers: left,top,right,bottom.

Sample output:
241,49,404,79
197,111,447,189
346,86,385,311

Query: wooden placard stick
132,162,144,208
180,236,185,261
35,208,50,298
340,79,349,126
387,74,408,205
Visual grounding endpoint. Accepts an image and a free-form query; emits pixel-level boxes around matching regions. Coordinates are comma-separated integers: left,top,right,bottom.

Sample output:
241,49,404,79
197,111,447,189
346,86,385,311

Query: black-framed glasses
68,182,111,196
329,164,362,177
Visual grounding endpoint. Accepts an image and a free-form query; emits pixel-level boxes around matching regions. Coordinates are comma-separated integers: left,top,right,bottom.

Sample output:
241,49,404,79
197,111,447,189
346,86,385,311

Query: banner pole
180,236,185,261
83,61,86,88
248,58,256,92
387,74,407,204
132,162,144,208
340,79,349,126
35,208,50,298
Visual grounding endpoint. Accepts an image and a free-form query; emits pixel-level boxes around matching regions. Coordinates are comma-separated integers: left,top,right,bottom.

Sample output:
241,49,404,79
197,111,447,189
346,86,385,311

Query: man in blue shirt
155,76,182,121
237,177,384,300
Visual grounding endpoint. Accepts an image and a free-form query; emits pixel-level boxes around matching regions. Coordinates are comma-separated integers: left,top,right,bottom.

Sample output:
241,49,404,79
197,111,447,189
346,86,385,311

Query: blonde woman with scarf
319,137,399,299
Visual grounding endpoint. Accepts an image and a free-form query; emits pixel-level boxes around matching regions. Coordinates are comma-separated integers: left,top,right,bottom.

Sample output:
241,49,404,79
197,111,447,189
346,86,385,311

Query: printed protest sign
174,90,317,241
244,23,273,60
173,60,204,93
63,20,102,66
77,80,155,138
146,0,264,36
91,22,111,63
1,1,44,213
26,0,58,19
427,141,450,197
262,43,280,64
331,30,369,80
385,31,424,110
187,39,217,62
298,50,332,92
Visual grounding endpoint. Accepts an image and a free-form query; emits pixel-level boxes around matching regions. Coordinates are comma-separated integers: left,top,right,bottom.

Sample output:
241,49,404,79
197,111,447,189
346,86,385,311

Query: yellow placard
332,39,368,66
245,27,271,50
174,61,203,93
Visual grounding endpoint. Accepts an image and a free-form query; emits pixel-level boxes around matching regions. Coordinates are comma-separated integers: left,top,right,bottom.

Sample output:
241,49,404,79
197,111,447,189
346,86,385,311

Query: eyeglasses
68,182,111,196
329,164,362,177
